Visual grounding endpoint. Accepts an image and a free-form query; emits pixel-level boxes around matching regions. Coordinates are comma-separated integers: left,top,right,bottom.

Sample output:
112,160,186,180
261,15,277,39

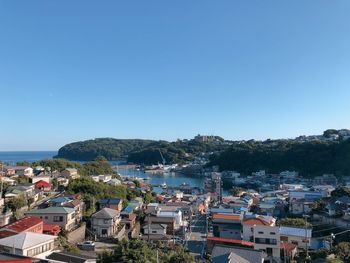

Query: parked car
77,241,95,251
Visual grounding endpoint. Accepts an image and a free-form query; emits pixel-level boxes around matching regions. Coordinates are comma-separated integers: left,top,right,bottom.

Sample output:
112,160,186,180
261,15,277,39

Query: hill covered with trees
209,138,350,177
56,138,227,164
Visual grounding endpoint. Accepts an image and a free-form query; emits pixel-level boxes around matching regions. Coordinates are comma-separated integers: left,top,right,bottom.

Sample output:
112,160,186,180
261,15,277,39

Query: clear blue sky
1,1,350,151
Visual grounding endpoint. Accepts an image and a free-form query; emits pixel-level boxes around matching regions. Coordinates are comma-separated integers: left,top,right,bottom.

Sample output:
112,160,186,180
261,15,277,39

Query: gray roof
92,208,120,219
212,245,265,263
142,224,167,230
26,207,75,215
47,251,96,263
0,232,56,250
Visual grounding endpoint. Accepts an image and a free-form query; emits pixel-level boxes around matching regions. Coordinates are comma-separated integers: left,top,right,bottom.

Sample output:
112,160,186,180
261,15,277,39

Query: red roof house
34,180,52,191
0,216,43,238
43,224,61,236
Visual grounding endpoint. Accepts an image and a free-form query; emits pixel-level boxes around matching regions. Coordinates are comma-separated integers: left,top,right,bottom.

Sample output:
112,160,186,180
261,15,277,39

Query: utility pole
148,213,150,243
330,232,335,251
303,214,310,261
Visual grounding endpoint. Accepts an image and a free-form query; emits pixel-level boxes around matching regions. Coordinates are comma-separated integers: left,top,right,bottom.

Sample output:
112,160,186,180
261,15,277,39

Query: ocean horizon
0,151,58,164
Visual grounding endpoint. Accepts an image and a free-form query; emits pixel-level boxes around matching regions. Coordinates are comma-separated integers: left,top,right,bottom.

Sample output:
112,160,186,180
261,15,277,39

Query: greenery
7,195,27,212
331,187,350,197
335,242,350,262
230,186,243,196
98,238,194,263
209,138,350,177
56,138,155,161
56,137,227,164
278,218,311,227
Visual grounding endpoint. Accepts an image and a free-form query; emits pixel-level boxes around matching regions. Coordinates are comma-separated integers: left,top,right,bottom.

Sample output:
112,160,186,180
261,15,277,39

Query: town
0,148,350,263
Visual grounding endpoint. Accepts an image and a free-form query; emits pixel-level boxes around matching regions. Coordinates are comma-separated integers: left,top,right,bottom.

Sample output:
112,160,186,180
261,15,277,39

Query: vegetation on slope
209,139,350,177
56,138,227,164
56,138,154,161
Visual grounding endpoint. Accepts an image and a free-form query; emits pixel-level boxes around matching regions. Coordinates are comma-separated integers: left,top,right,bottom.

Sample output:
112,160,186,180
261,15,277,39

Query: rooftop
26,206,75,215
0,232,56,249
92,208,120,219
2,216,42,233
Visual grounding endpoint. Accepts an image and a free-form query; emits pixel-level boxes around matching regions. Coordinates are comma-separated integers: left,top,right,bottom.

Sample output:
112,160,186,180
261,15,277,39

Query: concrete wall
67,223,86,244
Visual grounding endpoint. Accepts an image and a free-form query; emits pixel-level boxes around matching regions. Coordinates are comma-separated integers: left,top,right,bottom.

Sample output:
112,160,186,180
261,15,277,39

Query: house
212,213,242,239
313,174,338,186
0,210,12,228
91,208,121,238
0,232,57,258
30,176,50,185
211,245,266,263
49,196,72,206
25,207,77,231
156,210,183,228
106,178,122,186
253,225,280,260
62,199,84,223
61,168,80,180
120,206,136,230
148,216,176,235
0,216,43,238
279,226,312,249
290,199,314,215
242,216,276,242
10,166,33,177
34,180,52,192
98,198,123,212
143,224,167,235
43,224,61,236
47,251,97,263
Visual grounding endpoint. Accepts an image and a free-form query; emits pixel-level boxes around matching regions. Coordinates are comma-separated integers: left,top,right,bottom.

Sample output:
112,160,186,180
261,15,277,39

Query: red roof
35,180,51,188
242,217,273,226
2,216,42,233
43,224,61,235
213,213,241,221
207,237,254,247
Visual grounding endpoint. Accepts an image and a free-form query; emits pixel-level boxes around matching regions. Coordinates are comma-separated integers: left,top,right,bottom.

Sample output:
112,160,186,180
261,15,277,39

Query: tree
331,187,350,197
278,218,311,227
230,186,243,196
7,195,27,212
335,242,350,262
98,239,194,263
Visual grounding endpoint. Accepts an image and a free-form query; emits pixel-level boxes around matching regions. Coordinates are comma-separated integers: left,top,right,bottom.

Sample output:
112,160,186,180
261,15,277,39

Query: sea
0,151,206,191
0,151,58,165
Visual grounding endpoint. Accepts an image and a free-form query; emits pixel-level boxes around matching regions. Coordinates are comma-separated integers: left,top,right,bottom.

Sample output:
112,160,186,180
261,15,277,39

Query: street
185,213,207,258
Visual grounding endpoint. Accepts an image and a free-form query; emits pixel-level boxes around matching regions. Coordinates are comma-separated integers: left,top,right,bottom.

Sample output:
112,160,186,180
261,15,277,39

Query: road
185,213,207,258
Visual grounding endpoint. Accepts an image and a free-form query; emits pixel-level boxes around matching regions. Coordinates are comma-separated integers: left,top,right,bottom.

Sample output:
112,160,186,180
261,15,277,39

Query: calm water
0,151,57,164
117,168,205,192
0,151,208,194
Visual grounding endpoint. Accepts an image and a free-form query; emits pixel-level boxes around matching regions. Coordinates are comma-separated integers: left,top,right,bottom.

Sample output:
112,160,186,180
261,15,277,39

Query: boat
161,182,167,189
144,177,151,180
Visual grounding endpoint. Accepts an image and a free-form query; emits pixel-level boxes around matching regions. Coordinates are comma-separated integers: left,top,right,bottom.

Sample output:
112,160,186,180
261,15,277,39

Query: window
53,216,63,222
45,216,48,219
102,229,108,235
152,231,157,233
104,219,109,224
258,231,264,234
270,232,276,235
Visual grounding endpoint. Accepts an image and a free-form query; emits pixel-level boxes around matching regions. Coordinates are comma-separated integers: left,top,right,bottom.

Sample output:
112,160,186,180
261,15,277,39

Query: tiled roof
212,245,265,263
2,216,42,233
207,237,254,247
35,180,51,188
213,213,241,221
92,208,120,219
242,218,273,226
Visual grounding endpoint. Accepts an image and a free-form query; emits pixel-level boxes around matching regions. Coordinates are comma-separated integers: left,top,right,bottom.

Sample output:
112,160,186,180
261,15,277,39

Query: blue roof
99,198,121,205
50,197,72,203
121,206,134,214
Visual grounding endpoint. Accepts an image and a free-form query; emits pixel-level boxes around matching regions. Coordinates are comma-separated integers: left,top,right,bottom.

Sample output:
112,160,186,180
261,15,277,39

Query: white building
253,225,280,261
0,232,56,258
91,208,121,238
280,226,312,249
